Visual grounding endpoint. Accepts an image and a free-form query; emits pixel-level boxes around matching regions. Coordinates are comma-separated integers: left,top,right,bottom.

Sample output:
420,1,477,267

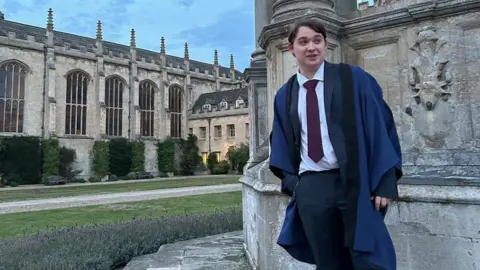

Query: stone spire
214,49,219,66
0,10,4,20
96,20,102,41
46,8,54,31
130,29,136,49
160,37,166,54
184,42,189,60
230,54,235,69
229,54,236,80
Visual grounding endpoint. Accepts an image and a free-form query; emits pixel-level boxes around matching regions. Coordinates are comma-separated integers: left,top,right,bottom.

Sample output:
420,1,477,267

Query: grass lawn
0,191,242,239
0,176,240,203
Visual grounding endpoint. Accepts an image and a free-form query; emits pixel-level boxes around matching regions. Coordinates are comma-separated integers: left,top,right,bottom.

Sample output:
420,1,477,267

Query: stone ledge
398,184,480,205
242,166,480,205
258,0,480,48
124,231,250,270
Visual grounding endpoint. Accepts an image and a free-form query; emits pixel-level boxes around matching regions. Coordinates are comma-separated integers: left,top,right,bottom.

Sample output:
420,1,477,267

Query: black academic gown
269,62,403,270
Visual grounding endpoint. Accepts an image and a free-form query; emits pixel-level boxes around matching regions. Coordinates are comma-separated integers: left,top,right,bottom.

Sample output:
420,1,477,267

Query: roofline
1,19,244,75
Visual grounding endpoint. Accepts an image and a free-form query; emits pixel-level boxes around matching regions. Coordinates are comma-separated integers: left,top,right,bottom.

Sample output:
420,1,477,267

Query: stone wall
243,0,480,269
189,111,249,160
0,12,245,177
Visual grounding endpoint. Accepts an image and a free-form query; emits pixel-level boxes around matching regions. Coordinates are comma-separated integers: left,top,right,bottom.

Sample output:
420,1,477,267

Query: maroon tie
304,79,324,162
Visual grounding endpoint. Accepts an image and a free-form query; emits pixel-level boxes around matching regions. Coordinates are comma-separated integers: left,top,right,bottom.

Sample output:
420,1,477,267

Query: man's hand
371,196,392,211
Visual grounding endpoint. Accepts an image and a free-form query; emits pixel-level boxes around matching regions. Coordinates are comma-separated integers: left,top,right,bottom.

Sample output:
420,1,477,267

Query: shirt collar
296,61,325,87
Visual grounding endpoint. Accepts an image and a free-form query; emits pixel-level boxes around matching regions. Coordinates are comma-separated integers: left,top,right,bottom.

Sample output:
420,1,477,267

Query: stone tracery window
139,80,155,137
169,86,182,138
65,70,89,135
0,61,26,133
105,76,124,136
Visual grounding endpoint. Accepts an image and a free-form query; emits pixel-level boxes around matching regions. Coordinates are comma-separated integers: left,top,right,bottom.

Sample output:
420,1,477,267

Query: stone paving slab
124,231,250,270
0,184,241,214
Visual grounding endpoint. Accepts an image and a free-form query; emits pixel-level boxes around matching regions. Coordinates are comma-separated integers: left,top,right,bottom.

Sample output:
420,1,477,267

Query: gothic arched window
105,76,124,136
139,80,155,137
169,86,182,138
0,61,27,133
65,70,89,135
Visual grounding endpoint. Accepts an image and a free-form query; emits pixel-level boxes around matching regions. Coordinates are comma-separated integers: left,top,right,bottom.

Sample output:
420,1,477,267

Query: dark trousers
295,170,383,270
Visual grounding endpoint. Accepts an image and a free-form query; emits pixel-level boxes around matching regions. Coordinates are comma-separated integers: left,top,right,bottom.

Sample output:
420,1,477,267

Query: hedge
0,136,42,185
109,138,132,177
0,209,242,270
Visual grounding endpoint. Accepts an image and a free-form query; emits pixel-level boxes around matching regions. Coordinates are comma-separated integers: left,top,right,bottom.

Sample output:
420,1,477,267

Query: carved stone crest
406,26,454,145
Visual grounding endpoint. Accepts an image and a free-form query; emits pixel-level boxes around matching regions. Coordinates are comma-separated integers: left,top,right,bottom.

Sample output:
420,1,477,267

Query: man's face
288,26,328,69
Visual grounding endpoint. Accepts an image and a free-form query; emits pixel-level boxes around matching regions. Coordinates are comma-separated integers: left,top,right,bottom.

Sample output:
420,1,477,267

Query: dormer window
235,99,244,108
202,104,211,111
220,101,228,108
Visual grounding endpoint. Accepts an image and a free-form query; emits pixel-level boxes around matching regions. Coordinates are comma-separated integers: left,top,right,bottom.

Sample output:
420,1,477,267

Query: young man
269,19,403,270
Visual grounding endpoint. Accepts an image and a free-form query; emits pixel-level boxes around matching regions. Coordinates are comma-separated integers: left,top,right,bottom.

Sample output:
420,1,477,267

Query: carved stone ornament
406,26,454,145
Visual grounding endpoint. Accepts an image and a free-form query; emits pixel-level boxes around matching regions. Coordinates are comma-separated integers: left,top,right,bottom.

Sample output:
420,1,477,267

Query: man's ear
288,44,295,58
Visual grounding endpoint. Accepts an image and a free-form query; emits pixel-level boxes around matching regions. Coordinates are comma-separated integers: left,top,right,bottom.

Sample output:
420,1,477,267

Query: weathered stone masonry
241,0,480,269
0,9,247,177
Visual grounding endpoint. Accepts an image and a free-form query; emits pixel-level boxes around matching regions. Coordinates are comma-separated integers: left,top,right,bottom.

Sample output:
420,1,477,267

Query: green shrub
59,147,79,181
207,152,218,174
177,134,202,176
131,141,145,172
213,160,231,175
0,136,42,185
41,138,60,176
70,178,87,183
226,143,249,174
88,176,102,183
92,141,109,177
0,209,242,270
156,138,176,172
109,138,132,177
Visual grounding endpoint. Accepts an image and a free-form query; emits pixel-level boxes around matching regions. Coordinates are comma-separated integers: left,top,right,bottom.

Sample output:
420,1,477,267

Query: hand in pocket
281,174,299,197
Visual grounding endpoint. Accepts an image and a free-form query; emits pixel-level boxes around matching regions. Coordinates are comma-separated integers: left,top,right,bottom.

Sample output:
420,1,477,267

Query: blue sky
0,0,254,71
0,0,368,71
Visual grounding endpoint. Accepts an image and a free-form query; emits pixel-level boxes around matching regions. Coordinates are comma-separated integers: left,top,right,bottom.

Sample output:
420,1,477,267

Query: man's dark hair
288,19,327,44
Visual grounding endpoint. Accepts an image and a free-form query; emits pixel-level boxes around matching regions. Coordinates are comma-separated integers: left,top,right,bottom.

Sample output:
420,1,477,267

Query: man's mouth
307,55,317,59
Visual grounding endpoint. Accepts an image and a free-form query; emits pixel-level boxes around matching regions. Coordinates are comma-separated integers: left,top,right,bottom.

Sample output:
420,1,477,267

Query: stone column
251,0,274,63
334,0,358,15
243,0,274,166
241,1,343,269
128,29,139,139
95,21,106,139
44,8,57,138
271,0,335,23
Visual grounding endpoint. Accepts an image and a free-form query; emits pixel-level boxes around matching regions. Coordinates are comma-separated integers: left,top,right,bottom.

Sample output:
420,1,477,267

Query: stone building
189,86,249,163
242,0,480,269
0,9,247,177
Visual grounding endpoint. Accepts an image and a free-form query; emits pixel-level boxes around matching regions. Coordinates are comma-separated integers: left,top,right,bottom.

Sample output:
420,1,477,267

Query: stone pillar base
386,180,480,270
241,165,480,270
241,163,316,270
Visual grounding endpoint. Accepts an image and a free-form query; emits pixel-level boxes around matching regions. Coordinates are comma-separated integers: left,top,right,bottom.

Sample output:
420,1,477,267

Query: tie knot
304,79,319,91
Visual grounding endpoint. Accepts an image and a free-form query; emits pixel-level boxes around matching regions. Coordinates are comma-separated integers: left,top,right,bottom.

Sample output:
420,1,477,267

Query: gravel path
0,183,241,214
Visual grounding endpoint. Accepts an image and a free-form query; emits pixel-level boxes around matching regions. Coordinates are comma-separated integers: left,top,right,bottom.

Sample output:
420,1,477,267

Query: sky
0,0,255,71
0,0,368,72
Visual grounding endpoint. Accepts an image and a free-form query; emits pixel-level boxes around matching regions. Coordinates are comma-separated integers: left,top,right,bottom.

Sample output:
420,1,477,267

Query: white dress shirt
296,61,339,174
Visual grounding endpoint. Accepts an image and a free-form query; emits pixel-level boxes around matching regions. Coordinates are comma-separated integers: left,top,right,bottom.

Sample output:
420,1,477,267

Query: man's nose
307,42,315,50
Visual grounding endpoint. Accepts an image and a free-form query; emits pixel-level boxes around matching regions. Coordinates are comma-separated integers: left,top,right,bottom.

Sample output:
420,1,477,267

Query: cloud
174,2,254,70
0,0,254,70
2,0,26,13
177,0,194,8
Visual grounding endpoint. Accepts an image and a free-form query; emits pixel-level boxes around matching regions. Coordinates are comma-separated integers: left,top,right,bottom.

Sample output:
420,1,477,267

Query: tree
226,143,249,174
178,134,202,175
